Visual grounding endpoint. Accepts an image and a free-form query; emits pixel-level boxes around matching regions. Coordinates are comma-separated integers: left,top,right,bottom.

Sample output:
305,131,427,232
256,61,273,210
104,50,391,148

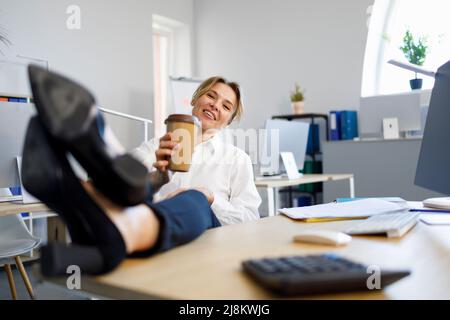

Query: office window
362,0,449,96
152,15,192,139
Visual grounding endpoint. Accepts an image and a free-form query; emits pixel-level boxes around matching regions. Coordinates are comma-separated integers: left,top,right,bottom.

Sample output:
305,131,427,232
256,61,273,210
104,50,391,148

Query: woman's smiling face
192,82,237,131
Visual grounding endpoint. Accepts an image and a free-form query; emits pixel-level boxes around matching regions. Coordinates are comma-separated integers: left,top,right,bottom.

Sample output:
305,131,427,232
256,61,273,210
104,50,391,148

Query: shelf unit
271,113,329,206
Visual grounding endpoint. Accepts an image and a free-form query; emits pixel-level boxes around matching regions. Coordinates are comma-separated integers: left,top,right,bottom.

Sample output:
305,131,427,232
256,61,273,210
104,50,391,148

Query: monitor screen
0,102,36,188
415,60,450,195
0,59,32,97
260,119,310,174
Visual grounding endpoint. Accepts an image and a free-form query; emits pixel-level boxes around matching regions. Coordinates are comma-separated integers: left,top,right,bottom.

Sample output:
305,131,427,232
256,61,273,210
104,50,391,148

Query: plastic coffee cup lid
165,114,201,127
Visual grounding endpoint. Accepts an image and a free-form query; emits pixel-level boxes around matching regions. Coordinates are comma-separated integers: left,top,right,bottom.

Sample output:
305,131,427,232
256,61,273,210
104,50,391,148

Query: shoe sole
28,65,148,206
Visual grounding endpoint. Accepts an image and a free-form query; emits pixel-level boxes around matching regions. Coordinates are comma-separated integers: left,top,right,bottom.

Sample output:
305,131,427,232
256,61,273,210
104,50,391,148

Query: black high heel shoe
22,116,127,275
28,64,149,206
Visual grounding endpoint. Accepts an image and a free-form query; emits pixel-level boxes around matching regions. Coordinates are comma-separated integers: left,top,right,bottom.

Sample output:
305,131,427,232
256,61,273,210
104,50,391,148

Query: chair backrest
0,214,38,242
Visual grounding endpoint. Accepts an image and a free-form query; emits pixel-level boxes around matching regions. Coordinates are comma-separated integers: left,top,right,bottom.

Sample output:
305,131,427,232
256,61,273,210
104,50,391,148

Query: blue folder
329,111,341,140
340,110,358,140
306,124,320,155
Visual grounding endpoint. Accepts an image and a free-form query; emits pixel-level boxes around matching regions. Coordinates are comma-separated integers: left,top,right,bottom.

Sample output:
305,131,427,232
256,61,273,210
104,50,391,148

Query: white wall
194,0,374,131
194,0,374,216
1,0,373,143
0,0,194,148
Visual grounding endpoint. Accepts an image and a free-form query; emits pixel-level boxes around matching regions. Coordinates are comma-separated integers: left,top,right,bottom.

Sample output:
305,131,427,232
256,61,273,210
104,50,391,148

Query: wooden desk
0,201,48,217
255,174,355,216
70,215,450,300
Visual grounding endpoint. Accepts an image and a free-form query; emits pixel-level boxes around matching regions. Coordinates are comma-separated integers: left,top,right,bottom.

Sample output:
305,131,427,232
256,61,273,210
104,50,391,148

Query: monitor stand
423,197,450,210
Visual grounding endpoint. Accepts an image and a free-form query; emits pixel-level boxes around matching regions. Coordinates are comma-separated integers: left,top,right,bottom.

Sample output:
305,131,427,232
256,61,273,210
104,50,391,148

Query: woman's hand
153,132,179,172
165,187,214,205
148,171,170,193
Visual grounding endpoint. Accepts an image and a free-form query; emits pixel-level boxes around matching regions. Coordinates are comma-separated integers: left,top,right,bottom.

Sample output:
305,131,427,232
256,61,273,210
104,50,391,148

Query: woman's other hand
153,132,179,172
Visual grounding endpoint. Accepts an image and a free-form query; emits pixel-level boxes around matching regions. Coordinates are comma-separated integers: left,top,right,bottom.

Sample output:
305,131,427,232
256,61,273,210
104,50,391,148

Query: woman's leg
84,181,220,256
82,182,160,254
144,190,221,255
25,67,220,275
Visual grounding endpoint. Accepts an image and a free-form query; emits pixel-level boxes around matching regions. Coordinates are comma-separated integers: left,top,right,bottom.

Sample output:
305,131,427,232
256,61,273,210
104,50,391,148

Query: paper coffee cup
164,114,201,172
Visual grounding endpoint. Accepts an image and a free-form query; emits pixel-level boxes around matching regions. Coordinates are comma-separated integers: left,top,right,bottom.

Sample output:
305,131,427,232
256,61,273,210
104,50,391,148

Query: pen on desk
409,208,450,214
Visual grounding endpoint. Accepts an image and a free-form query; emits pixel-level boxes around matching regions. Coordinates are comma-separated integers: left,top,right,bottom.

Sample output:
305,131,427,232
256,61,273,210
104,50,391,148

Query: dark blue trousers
132,190,221,256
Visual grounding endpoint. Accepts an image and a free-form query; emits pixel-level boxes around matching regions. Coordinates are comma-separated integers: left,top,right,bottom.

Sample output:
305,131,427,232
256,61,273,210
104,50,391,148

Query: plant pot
410,78,423,90
292,101,304,114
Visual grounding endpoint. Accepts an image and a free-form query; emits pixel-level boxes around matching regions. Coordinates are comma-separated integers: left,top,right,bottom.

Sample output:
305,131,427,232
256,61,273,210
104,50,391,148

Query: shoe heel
41,243,105,276
110,154,149,204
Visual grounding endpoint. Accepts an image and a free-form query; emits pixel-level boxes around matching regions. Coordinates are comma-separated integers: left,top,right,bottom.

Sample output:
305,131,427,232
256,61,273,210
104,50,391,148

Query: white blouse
131,133,261,225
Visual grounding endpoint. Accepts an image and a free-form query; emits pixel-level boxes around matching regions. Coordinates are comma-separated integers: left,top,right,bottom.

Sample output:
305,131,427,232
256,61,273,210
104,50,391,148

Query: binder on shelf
329,111,341,140
340,110,358,140
299,160,323,193
306,124,320,155
293,196,312,207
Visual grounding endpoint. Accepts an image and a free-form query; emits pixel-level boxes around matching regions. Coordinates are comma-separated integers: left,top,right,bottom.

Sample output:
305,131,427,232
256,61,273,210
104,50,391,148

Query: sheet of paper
280,152,301,180
337,197,408,210
279,198,406,220
408,201,426,209
420,214,450,225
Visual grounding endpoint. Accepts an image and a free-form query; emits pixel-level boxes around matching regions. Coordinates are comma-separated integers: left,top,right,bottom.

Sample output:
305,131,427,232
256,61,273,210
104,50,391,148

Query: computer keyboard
242,254,410,296
344,211,420,238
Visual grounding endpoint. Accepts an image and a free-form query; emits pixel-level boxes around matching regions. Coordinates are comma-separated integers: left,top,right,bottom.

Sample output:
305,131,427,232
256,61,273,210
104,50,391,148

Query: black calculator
242,254,410,296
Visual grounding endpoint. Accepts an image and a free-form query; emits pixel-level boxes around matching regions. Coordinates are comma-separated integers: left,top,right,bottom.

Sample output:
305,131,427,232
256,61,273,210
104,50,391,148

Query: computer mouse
293,230,352,246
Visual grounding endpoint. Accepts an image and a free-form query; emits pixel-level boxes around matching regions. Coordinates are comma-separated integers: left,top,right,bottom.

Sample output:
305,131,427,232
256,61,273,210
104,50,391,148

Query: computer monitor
359,91,423,138
415,60,450,209
0,101,36,188
260,119,309,175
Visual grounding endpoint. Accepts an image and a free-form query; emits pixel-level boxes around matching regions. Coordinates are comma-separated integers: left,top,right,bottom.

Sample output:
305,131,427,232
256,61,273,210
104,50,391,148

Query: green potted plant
400,30,429,90
290,83,305,114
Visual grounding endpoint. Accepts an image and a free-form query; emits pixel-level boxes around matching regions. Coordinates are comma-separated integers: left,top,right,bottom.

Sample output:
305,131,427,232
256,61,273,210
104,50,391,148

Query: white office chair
0,214,41,299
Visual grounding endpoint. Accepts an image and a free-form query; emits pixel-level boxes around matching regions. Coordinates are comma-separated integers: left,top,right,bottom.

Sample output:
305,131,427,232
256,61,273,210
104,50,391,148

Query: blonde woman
132,77,261,225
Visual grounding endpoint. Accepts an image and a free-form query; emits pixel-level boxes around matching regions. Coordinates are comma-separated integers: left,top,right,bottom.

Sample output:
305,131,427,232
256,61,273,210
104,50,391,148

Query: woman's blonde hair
191,76,243,124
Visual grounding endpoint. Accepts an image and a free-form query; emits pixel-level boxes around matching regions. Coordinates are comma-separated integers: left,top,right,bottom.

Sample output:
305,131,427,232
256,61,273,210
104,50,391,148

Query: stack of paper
336,197,408,207
279,199,408,222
